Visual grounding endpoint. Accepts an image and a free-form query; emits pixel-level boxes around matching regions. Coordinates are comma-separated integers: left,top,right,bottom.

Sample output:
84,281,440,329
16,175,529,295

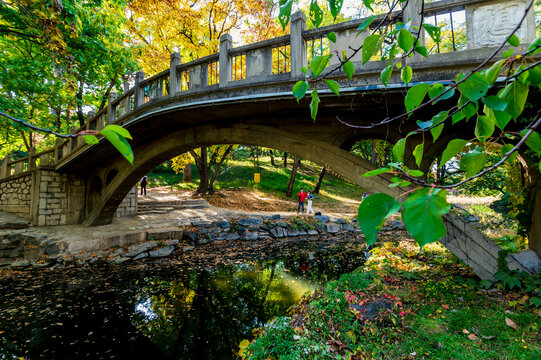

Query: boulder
342,223,355,232
326,224,341,234
308,230,319,236
11,259,31,268
288,229,300,237
149,246,175,258
242,231,259,241
216,220,230,229
183,246,195,252
184,231,198,243
133,252,149,261
315,215,330,223
238,218,263,226
225,233,240,241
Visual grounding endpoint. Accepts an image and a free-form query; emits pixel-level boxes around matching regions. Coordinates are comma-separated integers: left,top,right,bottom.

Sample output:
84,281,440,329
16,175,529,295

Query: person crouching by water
297,188,308,214
306,190,315,215
140,175,148,196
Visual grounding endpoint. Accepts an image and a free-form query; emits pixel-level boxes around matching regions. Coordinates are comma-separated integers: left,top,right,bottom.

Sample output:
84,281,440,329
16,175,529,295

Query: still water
0,238,366,359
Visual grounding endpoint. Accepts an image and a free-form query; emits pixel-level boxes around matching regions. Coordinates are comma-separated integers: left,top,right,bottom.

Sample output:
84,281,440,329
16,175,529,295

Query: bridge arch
84,124,401,226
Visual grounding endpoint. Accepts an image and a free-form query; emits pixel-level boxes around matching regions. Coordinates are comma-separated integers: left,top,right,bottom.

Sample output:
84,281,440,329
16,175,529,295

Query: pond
0,237,366,359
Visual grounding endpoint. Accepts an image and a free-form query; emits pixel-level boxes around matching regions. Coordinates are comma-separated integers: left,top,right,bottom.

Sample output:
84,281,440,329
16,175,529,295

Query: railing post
134,71,145,108
68,126,77,152
54,138,63,163
0,156,9,178
28,147,36,170
219,34,232,88
170,52,182,95
107,92,118,124
402,0,425,49
86,111,95,131
290,11,307,80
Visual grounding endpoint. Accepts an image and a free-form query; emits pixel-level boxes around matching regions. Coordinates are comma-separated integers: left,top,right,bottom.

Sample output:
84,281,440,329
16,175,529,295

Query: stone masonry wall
36,170,85,226
114,186,138,218
0,174,33,219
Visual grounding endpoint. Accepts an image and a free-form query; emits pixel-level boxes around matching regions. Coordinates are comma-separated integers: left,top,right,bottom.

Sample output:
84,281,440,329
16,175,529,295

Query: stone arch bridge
1,0,539,279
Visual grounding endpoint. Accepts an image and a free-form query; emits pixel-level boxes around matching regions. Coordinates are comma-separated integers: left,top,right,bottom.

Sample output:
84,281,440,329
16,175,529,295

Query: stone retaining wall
114,186,138,218
0,173,33,219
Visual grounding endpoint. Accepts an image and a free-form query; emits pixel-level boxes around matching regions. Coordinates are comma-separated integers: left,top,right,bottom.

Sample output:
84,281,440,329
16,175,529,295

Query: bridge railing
21,0,532,167
0,149,54,180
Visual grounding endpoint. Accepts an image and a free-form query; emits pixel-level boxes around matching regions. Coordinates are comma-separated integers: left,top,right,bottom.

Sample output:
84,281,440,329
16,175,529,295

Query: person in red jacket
297,188,308,214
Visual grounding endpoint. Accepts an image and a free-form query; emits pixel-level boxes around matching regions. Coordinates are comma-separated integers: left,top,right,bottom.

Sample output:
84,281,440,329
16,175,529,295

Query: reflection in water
0,243,365,359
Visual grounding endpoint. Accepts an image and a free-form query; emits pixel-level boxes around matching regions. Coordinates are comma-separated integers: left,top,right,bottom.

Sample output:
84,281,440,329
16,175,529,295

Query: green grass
147,157,366,205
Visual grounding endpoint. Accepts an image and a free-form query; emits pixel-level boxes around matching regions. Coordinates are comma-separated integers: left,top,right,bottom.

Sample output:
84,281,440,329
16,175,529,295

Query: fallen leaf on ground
468,333,480,341
505,317,519,330
462,329,470,334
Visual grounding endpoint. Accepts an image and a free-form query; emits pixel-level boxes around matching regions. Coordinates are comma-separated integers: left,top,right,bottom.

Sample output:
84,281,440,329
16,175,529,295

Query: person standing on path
306,190,315,215
140,175,148,196
297,188,308,214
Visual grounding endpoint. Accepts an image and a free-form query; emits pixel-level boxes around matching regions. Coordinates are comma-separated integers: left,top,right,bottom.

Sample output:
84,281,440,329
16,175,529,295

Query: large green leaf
481,96,507,111
428,83,455,103
393,138,406,162
413,143,423,168
358,193,400,245
328,0,344,19
528,64,541,86
401,65,412,85
326,31,337,43
486,59,504,84
405,83,430,112
309,88,320,121
423,23,441,43
363,167,390,177
508,34,520,47
402,188,451,247
457,72,490,101
529,36,541,55
343,60,355,79
486,108,512,130
362,34,381,64
520,129,541,156
440,139,468,167
309,0,324,28
292,80,309,102
103,124,133,140
362,0,375,11
357,15,374,33
397,29,415,52
83,134,99,145
500,144,518,163
309,54,332,78
381,65,393,87
324,79,340,95
278,0,293,30
100,128,134,164
460,149,487,178
474,115,496,142
431,123,445,142
500,81,529,120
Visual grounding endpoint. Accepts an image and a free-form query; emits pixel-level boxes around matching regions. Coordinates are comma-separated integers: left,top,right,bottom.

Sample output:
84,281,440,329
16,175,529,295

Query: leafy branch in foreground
0,112,134,164
283,0,541,248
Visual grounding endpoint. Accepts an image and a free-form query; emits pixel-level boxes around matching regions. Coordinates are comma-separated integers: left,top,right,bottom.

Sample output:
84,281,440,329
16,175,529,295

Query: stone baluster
170,52,182,95
69,126,77,152
290,11,307,80
107,92,118,124
134,71,145,108
86,111,96,131
28,147,36,170
219,34,232,88
54,138,63,162
0,156,10,178
403,0,425,61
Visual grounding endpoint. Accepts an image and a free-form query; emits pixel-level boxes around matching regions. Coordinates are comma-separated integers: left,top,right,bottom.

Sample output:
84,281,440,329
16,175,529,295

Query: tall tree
285,155,299,198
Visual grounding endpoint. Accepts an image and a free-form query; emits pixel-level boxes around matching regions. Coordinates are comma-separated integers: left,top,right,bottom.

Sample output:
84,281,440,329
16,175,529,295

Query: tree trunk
191,147,210,195
370,140,377,165
283,152,288,167
269,150,275,166
285,155,299,197
182,163,192,183
76,80,85,126
313,167,326,194
208,145,234,191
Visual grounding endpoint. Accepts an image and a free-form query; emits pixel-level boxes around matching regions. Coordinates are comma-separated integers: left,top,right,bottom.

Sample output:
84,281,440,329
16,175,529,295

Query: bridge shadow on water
0,238,366,359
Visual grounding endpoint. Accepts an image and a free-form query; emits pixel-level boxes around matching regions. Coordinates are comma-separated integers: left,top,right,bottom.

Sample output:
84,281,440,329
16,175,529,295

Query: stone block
225,233,240,241
326,224,341,234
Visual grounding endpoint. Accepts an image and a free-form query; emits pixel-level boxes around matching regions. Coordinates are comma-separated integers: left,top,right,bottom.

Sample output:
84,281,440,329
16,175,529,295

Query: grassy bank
241,240,541,360
147,158,366,214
